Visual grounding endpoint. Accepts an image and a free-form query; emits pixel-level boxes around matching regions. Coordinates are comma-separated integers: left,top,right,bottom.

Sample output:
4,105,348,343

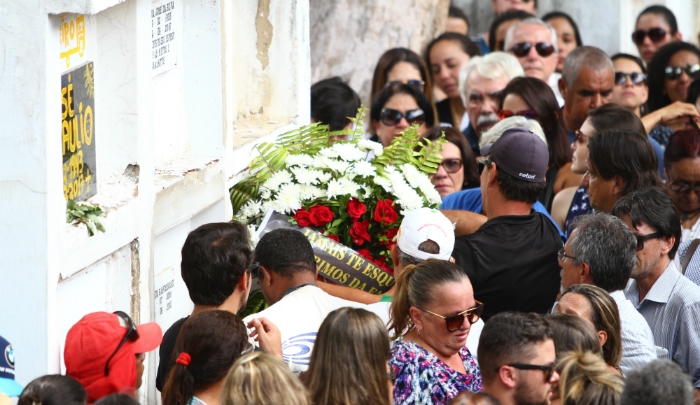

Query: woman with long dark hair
161,310,250,405
499,77,579,210
370,82,435,146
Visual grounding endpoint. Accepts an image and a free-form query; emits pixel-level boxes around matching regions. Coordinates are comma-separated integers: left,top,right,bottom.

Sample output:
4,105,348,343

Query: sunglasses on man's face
380,108,425,127
631,28,667,45
105,311,140,376
614,72,647,86
498,109,538,121
510,42,555,58
635,232,663,251
420,301,484,332
478,157,493,175
385,79,425,93
664,64,700,80
670,180,700,194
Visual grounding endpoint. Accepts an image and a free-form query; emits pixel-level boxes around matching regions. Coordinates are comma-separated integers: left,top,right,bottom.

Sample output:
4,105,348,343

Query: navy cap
0,335,22,397
485,127,548,183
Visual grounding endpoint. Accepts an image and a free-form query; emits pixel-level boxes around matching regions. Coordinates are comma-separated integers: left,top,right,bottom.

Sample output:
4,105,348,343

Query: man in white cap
318,207,455,304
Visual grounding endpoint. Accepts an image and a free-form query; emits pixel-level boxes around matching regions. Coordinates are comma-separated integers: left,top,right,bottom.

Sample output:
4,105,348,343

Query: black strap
681,239,700,275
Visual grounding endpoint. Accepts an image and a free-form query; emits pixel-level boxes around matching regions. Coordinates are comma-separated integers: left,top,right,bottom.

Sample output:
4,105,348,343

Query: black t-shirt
155,316,188,392
452,211,562,321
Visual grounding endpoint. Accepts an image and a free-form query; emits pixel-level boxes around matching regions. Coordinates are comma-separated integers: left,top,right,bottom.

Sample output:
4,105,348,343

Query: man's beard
513,380,549,405
476,113,499,135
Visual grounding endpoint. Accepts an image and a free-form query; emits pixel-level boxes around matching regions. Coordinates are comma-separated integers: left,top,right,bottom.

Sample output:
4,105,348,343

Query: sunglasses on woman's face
420,301,484,332
498,109,538,121
510,42,555,58
439,158,463,173
380,108,425,127
614,72,647,86
385,79,425,93
631,28,667,45
664,64,700,80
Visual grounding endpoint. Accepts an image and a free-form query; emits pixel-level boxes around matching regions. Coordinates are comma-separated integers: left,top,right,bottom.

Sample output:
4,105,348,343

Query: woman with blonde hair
222,352,309,405
303,307,392,405
549,351,624,405
389,260,482,405
554,285,623,374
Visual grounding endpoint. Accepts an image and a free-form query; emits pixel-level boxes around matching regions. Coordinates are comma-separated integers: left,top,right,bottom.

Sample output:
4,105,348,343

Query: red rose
350,220,371,246
293,208,312,227
326,233,340,242
346,198,367,220
373,199,399,225
309,204,335,227
356,249,373,260
380,228,399,249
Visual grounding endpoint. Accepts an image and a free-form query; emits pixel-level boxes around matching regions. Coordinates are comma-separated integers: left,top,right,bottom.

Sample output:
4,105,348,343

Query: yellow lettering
348,278,360,288
340,273,349,284
368,287,379,294
351,256,363,271
83,105,93,145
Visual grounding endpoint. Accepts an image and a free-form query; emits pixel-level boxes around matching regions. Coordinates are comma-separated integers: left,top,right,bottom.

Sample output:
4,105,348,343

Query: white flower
320,156,350,174
331,143,366,162
349,160,376,178
241,199,263,218
374,175,393,193
247,224,260,246
286,154,315,167
317,172,332,184
319,147,341,159
259,187,272,200
300,184,324,200
291,167,322,185
326,179,345,199
340,179,362,198
263,170,293,190
400,164,423,188
273,184,303,214
357,140,384,156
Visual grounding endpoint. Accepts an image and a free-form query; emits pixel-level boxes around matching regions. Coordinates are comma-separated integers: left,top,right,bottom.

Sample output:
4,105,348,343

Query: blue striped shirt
609,290,657,374
676,239,700,286
625,261,700,387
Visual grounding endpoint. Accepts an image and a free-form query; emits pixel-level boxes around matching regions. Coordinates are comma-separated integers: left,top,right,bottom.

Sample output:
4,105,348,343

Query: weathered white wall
453,0,699,57
309,0,450,106
0,1,311,405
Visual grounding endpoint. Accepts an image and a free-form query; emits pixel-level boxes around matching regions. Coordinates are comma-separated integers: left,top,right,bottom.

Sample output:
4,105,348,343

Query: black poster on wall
61,61,96,201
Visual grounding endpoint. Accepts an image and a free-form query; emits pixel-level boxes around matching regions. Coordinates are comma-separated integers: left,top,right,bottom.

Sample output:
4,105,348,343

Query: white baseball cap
396,208,455,261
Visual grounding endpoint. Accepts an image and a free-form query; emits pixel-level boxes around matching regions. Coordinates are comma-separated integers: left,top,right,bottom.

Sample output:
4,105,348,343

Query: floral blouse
389,337,482,405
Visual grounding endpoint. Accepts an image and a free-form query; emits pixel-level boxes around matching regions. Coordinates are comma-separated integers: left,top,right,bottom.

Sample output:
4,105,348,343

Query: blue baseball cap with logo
0,335,22,396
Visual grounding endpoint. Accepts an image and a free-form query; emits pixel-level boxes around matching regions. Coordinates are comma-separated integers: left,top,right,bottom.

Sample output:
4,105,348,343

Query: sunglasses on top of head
614,72,647,86
631,28,668,45
105,311,140,376
379,108,425,127
510,42,556,58
385,79,425,93
664,64,700,80
420,301,484,332
498,109,538,121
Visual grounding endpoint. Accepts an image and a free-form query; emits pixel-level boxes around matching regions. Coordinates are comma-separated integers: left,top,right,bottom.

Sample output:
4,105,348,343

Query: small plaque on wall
61,62,96,201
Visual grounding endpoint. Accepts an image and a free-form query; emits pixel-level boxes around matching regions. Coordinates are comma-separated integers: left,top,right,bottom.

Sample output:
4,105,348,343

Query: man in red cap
64,311,162,403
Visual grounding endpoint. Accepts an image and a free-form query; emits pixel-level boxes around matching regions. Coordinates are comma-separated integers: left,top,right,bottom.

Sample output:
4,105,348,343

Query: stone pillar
309,0,450,105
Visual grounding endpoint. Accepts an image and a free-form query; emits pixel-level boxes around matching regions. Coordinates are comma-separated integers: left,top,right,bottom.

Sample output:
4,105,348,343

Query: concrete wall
453,0,699,57
0,1,310,404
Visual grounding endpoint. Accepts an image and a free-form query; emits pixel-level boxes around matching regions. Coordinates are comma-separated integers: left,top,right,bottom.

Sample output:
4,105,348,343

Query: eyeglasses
670,180,700,194
574,130,588,144
420,301,484,332
631,28,668,45
439,158,463,173
498,109,538,121
478,157,493,175
614,72,647,86
635,231,664,251
104,311,140,376
557,248,576,262
380,108,426,127
386,79,425,93
495,363,555,381
510,42,556,58
248,262,261,279
664,65,700,80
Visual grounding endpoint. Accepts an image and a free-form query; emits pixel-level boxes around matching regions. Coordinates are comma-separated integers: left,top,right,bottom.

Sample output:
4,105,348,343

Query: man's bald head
562,46,614,90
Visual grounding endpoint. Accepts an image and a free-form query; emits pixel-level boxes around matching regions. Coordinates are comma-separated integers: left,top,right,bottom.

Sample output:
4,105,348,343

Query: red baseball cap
64,312,162,403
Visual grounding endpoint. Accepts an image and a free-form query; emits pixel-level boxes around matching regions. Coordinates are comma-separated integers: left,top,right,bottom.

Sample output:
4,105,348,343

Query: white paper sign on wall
154,266,175,327
151,0,178,76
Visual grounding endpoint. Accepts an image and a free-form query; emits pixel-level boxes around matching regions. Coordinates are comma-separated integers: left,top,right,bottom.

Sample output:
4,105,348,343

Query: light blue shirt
609,290,657,374
676,239,700,286
625,261,700,387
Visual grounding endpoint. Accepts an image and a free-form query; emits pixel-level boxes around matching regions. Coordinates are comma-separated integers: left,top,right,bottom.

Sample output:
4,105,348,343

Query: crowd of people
3,1,700,405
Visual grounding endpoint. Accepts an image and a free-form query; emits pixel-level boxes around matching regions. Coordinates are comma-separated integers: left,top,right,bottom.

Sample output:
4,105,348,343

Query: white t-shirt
243,285,365,374
366,301,484,358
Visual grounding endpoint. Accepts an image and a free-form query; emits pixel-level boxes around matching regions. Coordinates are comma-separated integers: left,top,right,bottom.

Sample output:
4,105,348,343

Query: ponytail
388,264,418,339
161,355,196,405
387,260,467,339
556,351,624,405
